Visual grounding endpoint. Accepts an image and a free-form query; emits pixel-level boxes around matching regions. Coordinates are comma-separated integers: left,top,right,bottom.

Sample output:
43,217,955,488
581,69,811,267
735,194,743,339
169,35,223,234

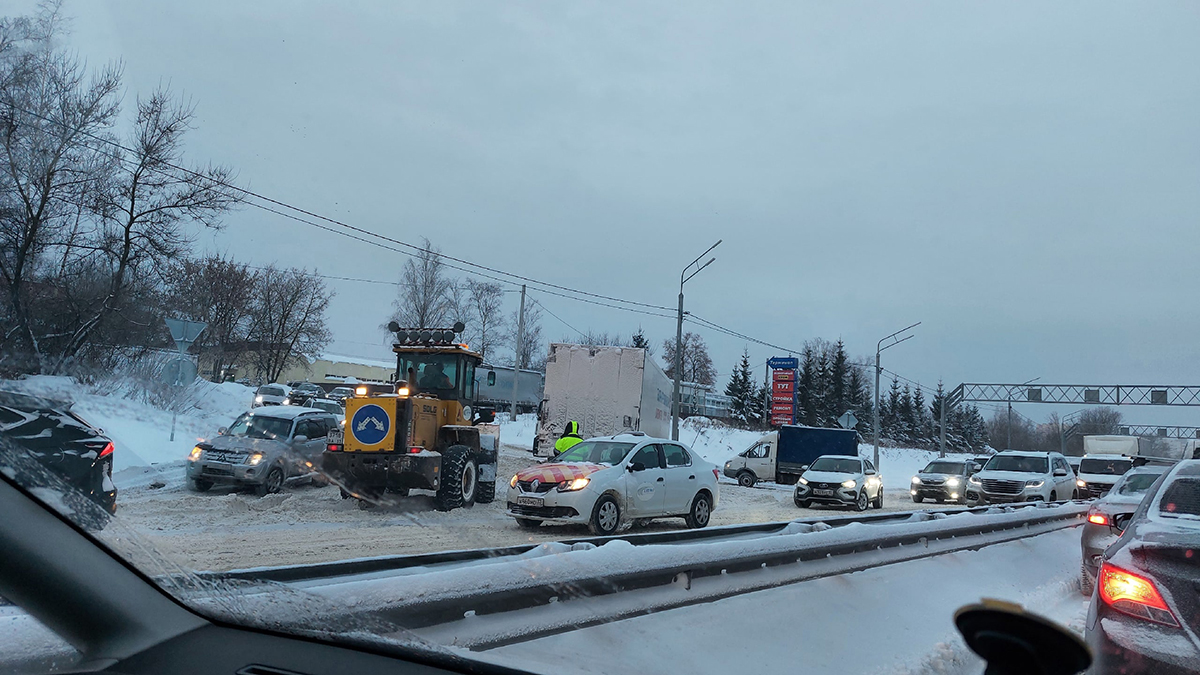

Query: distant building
678,381,732,420
276,353,397,387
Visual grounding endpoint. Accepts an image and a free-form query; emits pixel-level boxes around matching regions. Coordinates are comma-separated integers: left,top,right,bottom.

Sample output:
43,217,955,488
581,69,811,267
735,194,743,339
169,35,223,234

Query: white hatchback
505,434,720,536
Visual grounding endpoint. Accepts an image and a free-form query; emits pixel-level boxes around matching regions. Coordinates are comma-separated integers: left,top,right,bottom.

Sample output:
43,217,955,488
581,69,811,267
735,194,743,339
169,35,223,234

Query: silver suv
186,407,339,495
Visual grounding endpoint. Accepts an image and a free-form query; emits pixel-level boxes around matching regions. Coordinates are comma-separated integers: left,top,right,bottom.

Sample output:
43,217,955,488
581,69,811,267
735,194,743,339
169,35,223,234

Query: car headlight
558,477,590,492
188,446,203,462
968,475,981,485
283,398,291,405
798,477,808,485
255,395,263,403
1025,479,1044,488
1076,479,1086,488
510,474,519,488
911,476,922,484
945,477,960,487
248,452,265,466
841,479,856,489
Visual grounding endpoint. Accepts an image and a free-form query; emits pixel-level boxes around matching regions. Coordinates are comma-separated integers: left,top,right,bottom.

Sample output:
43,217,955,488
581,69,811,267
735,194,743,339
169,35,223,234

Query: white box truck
1077,435,1144,498
533,343,673,457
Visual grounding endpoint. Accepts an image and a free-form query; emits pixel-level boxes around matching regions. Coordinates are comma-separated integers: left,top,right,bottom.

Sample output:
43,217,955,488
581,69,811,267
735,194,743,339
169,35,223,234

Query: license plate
814,489,834,496
517,496,543,508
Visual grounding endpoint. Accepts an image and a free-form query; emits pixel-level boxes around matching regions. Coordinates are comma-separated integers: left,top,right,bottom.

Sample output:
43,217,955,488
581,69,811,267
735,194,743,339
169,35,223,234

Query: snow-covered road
479,527,1088,675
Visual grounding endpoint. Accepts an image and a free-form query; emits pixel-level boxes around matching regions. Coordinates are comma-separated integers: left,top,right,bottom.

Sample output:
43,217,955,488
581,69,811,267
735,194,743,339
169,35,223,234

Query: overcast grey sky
23,0,1200,424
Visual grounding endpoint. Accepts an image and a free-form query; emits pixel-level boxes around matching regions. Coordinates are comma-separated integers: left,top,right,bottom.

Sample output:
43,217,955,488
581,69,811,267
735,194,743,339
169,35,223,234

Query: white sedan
505,433,720,535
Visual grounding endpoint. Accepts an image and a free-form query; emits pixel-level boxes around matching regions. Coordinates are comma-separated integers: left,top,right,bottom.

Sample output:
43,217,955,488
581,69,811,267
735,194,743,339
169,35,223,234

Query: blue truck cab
722,425,859,487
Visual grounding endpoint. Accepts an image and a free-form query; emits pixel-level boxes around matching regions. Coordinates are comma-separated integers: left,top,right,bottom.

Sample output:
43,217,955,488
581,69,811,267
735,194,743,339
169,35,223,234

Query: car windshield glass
808,457,861,473
922,462,964,474
258,385,285,396
984,456,1048,473
1080,458,1133,475
1117,472,1161,496
554,441,636,465
226,413,291,439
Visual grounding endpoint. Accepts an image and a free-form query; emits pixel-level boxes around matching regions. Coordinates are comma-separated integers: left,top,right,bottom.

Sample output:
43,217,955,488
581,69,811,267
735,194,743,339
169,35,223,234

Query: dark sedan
0,391,116,514
1085,459,1200,673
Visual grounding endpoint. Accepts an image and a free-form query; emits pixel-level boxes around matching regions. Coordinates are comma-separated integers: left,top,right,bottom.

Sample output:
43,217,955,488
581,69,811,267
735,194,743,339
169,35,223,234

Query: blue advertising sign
767,356,799,370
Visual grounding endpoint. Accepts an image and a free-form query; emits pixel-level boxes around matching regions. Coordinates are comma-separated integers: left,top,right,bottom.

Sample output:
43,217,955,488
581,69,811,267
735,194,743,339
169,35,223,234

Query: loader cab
396,352,477,405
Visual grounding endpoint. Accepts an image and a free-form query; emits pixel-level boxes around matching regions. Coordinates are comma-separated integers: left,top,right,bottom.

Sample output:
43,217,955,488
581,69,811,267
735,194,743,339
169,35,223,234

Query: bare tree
51,89,240,367
247,267,332,383
506,301,544,372
462,279,506,362
388,237,453,329
0,3,122,360
661,331,715,385
165,255,257,381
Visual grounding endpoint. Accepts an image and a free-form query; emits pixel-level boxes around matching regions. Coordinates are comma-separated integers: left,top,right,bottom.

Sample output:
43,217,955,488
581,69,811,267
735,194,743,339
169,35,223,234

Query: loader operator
554,420,584,456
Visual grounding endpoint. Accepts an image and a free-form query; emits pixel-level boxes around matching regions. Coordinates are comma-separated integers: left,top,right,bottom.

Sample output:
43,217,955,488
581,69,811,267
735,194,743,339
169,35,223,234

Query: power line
1,99,676,314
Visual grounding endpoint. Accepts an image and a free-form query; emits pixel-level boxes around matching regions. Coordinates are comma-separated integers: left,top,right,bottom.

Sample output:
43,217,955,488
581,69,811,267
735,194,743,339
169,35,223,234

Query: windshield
1116,472,1162,496
553,441,636,465
922,462,965,475
984,455,1049,474
0,2,1191,673
226,413,292,440
1079,457,1133,476
808,457,861,474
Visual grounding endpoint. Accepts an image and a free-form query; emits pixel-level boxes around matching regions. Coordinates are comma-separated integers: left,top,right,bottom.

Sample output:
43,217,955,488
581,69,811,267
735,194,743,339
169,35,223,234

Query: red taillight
1088,513,1109,526
326,443,341,452
98,442,114,459
712,468,720,480
1098,562,1179,627
408,446,423,454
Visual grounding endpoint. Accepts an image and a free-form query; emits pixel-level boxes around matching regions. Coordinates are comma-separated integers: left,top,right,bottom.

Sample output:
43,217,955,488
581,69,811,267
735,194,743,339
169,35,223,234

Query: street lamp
1007,377,1040,449
873,322,920,470
672,240,721,441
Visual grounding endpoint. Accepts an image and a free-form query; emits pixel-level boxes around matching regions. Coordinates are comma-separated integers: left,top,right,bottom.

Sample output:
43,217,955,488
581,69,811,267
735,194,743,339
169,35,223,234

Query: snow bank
497,413,537,450
0,375,254,475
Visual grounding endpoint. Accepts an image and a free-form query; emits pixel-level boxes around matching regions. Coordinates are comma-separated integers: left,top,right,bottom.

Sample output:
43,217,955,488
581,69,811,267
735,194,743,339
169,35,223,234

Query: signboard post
163,318,207,442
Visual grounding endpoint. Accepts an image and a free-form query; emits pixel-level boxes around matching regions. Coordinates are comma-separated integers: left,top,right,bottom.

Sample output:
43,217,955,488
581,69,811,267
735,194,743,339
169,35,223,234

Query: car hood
802,470,859,482
974,471,1045,482
917,472,964,481
516,462,610,483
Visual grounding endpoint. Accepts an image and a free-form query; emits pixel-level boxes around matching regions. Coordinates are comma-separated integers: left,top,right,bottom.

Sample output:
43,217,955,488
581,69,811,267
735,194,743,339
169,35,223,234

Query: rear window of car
1158,479,1200,519
1117,472,1162,495
663,444,691,467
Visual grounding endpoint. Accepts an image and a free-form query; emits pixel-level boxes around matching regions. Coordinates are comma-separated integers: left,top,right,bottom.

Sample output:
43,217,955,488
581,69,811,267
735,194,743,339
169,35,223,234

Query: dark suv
0,391,117,514
910,458,979,504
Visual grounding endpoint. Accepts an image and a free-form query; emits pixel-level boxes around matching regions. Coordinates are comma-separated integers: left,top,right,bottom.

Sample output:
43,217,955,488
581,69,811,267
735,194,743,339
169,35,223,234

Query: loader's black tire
476,478,496,504
434,445,477,512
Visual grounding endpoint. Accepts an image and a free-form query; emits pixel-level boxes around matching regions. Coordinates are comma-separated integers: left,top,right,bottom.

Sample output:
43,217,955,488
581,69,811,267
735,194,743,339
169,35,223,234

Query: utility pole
872,322,920,471
510,284,526,422
672,240,721,440
939,396,946,458
763,362,770,430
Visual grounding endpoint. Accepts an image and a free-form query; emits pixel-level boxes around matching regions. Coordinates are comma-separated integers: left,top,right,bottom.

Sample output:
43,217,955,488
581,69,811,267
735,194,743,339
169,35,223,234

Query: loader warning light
388,322,466,346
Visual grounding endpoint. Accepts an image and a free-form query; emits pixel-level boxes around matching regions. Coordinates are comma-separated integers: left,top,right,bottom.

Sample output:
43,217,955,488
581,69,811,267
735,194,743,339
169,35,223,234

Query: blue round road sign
350,404,390,446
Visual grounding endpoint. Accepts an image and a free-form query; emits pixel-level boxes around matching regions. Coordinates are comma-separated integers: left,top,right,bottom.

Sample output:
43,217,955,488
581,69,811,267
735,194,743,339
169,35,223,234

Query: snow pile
0,375,254,476
679,417,762,463
497,413,537,450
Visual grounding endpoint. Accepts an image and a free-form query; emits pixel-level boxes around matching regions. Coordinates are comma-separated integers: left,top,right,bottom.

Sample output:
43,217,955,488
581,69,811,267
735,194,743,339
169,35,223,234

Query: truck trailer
533,343,672,457
722,425,859,487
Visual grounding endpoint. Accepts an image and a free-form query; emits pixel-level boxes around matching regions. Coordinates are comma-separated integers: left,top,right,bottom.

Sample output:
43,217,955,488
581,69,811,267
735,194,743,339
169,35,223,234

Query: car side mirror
627,461,646,472
218,427,228,435
865,469,876,475
487,371,496,386
293,435,308,443
1054,469,1067,477
800,465,809,471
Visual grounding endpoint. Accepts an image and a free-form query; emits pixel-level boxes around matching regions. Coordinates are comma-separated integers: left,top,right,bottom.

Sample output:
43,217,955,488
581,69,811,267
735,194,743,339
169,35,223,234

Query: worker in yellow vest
553,420,583,456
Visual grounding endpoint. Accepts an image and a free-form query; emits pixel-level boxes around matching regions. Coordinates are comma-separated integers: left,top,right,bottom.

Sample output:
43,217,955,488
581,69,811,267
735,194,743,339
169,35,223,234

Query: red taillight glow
712,468,720,480
98,441,114,458
326,443,341,452
1098,562,1179,627
1088,513,1109,526
408,446,423,454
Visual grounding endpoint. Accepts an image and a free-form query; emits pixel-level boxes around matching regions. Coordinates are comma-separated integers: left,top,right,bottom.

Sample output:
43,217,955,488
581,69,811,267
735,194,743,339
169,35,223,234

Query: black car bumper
1087,610,1200,674
322,451,440,494
912,486,966,501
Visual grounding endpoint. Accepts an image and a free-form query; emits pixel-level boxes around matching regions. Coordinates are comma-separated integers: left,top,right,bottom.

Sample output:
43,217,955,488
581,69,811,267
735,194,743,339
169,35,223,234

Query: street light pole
1006,377,1040,449
672,240,721,441
872,322,920,471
